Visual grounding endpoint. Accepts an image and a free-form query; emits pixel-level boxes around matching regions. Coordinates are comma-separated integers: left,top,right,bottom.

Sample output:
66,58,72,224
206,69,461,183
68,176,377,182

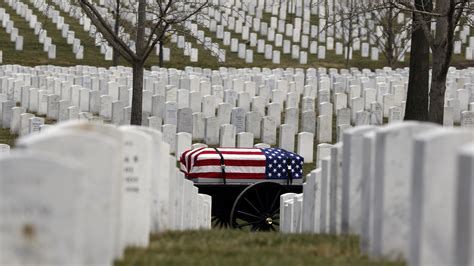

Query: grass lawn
115,230,404,266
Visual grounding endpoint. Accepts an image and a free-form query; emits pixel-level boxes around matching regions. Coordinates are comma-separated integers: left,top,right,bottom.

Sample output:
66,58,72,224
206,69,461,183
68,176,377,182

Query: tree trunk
429,65,447,124
112,0,120,66
429,46,449,124
345,26,351,68
404,0,431,121
345,40,351,68
130,0,146,125
385,4,394,67
428,0,455,124
344,0,353,69
159,40,164,67
131,61,144,125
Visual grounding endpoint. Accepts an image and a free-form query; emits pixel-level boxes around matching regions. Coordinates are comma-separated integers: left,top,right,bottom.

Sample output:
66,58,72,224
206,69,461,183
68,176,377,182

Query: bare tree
334,0,357,68
76,0,210,125
326,0,411,68
324,0,472,123
371,1,412,67
396,0,473,124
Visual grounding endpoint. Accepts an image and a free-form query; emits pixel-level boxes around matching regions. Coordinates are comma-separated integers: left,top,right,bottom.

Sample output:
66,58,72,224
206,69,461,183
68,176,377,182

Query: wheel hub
265,217,273,225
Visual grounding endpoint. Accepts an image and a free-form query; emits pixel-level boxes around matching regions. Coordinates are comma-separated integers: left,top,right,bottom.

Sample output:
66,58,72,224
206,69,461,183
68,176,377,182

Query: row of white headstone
0,120,212,265
28,0,85,59
80,0,206,62
179,0,473,63
29,0,88,59
202,4,375,62
88,0,220,63
0,6,24,51
219,0,474,60
159,0,474,65
279,121,474,266
25,0,112,60
3,0,61,58
0,64,473,159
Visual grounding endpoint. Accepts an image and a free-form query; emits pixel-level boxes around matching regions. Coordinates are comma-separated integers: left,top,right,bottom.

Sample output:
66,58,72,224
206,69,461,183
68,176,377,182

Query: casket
179,147,304,185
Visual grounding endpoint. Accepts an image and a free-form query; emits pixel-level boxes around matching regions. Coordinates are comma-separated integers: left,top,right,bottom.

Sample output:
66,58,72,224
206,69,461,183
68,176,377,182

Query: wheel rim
230,181,282,231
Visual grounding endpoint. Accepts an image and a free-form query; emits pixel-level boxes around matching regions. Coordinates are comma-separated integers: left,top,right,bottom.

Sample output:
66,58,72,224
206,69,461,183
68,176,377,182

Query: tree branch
78,0,137,62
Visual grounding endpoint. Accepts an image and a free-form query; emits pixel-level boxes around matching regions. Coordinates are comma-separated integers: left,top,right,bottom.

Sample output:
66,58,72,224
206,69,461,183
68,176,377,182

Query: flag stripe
190,166,266,174
186,172,266,179
193,159,267,167
187,147,205,172
192,150,264,157
188,178,298,184
192,153,266,161
210,148,263,152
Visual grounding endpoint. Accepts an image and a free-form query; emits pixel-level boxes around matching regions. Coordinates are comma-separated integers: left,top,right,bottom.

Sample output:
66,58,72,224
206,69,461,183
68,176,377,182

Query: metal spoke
237,210,262,219
271,208,282,216
244,197,263,216
212,215,231,228
268,188,282,213
237,220,261,228
254,188,265,212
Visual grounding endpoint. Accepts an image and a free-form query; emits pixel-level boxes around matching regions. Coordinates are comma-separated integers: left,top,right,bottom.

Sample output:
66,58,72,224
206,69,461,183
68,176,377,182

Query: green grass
114,230,404,266
0,128,17,147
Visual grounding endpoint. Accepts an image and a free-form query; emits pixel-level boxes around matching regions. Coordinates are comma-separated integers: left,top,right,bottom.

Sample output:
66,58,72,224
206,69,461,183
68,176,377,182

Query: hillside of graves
1,0,473,70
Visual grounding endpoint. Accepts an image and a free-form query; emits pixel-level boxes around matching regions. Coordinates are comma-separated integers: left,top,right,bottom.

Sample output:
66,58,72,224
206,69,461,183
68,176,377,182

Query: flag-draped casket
179,147,304,184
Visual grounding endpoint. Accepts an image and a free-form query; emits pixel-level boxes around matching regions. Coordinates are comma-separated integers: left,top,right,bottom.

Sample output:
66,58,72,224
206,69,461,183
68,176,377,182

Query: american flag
180,147,304,184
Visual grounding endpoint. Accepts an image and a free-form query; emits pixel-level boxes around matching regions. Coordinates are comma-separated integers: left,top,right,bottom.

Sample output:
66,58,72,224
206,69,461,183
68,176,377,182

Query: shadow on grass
115,230,405,266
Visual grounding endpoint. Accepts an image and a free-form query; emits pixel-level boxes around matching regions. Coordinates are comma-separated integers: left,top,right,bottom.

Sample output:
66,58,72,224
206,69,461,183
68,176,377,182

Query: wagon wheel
230,181,282,231
211,213,231,228
211,199,232,228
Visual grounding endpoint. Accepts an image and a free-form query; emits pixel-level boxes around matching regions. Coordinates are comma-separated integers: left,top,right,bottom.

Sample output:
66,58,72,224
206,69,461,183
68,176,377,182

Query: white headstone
409,128,473,266
118,127,152,247
236,132,254,148
371,122,437,259
454,143,474,266
0,152,84,265
261,116,276,145
17,124,122,264
297,132,314,163
279,124,295,152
